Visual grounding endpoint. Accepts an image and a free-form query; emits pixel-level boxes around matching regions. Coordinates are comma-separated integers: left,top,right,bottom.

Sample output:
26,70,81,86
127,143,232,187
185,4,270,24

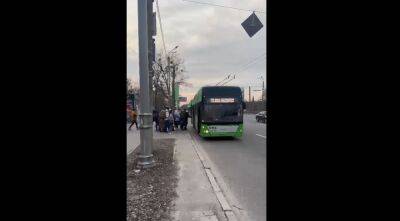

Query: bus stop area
127,127,243,221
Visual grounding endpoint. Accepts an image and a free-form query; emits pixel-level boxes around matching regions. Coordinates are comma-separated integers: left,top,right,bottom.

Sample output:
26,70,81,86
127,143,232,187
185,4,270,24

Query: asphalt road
189,114,266,221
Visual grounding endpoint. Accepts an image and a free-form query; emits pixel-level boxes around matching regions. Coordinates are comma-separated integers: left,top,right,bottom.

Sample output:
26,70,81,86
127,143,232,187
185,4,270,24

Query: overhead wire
236,53,266,74
222,53,266,86
155,0,168,58
182,0,265,14
220,75,236,86
216,74,232,86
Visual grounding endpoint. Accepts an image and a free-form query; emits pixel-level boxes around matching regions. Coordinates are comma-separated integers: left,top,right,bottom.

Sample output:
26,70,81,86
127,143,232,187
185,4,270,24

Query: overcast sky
128,0,266,103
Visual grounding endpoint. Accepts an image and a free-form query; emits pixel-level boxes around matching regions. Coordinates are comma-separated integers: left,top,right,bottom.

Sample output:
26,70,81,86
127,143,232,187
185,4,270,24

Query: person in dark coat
159,109,166,132
180,109,189,130
166,110,174,133
153,110,159,131
173,109,181,129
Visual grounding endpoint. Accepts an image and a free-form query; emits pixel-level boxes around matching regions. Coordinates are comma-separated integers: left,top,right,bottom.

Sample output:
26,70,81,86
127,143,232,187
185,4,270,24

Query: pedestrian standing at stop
180,109,189,130
167,110,174,134
165,109,170,133
159,109,166,132
153,110,159,131
174,109,181,129
128,108,138,130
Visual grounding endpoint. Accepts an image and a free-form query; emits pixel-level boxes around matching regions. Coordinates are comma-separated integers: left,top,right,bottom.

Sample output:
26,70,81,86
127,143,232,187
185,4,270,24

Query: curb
188,133,239,221
127,144,140,155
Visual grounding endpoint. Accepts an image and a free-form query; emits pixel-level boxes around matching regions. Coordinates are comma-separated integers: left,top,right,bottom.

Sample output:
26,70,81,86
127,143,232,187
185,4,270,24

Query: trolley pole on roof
137,0,154,168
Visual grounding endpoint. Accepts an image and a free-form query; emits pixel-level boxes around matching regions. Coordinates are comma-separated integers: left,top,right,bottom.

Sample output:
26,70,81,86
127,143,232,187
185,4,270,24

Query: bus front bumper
200,124,243,137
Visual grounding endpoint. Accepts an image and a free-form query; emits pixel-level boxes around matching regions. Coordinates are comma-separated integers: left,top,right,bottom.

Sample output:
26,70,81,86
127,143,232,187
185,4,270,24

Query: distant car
256,111,267,123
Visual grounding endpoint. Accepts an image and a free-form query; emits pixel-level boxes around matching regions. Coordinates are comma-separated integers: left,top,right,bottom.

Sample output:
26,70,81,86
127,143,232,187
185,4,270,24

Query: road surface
190,114,266,221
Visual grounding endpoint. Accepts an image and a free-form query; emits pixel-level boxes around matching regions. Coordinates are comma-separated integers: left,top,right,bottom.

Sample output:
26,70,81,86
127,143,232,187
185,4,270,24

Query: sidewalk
127,123,140,154
160,130,227,221
127,125,237,221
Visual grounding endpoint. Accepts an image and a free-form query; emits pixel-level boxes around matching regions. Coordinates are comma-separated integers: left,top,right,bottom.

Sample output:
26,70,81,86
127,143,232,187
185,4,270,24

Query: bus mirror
243,102,247,110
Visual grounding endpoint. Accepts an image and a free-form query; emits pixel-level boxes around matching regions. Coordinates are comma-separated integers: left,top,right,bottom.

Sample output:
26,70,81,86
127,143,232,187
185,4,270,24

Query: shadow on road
202,137,237,141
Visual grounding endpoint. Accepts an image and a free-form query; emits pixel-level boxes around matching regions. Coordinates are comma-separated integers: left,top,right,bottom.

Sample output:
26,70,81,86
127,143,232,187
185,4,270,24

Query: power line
221,75,236,86
182,0,265,14
216,53,266,86
236,53,266,74
216,74,231,86
219,74,235,86
222,53,266,86
220,80,231,86
217,78,230,86
216,77,227,86
155,0,167,57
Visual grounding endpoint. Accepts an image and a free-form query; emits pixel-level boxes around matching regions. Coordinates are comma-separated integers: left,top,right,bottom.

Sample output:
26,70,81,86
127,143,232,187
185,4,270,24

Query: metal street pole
137,0,154,168
148,0,156,112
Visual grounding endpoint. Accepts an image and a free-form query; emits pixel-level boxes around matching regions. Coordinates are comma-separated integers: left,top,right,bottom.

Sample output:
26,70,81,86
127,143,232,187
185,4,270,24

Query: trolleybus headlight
205,130,209,133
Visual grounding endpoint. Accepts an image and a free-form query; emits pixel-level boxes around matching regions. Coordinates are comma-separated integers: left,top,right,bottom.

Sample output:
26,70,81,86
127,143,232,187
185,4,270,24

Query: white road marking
255,134,266,139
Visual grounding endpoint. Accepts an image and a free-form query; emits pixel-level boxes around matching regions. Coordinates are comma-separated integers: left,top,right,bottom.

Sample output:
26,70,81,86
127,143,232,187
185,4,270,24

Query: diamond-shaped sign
241,12,263,38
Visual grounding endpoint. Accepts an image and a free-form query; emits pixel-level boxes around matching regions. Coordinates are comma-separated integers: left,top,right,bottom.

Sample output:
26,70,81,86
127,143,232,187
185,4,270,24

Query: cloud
128,0,266,101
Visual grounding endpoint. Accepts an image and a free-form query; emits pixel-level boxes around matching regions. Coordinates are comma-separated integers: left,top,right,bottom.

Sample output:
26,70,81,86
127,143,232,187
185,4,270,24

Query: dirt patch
127,138,178,221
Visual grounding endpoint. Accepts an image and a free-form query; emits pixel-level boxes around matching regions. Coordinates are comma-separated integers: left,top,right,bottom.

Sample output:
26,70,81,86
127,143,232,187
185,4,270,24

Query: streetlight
166,45,179,109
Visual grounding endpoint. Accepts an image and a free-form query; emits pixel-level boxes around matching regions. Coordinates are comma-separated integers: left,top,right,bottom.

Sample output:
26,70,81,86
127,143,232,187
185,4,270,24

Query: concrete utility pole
137,0,154,168
257,76,265,101
248,86,251,102
262,80,265,101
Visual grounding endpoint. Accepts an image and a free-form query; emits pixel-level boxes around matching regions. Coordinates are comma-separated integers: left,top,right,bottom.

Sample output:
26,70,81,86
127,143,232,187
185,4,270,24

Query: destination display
209,98,235,103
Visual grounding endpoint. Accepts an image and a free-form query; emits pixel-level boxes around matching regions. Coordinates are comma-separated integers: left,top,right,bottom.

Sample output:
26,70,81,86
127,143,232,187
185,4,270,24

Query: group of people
128,107,190,134
153,108,189,134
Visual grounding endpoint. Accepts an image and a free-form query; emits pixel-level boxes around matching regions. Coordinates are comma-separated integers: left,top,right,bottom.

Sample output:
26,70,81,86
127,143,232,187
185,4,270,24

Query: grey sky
128,0,266,103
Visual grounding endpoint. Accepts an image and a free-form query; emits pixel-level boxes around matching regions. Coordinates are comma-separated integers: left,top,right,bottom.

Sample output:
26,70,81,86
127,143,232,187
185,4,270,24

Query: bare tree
127,77,140,109
151,52,191,110
127,78,133,95
127,78,139,95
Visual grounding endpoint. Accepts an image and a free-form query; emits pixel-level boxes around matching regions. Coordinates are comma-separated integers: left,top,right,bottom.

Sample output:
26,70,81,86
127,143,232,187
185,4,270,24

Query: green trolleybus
188,86,245,138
